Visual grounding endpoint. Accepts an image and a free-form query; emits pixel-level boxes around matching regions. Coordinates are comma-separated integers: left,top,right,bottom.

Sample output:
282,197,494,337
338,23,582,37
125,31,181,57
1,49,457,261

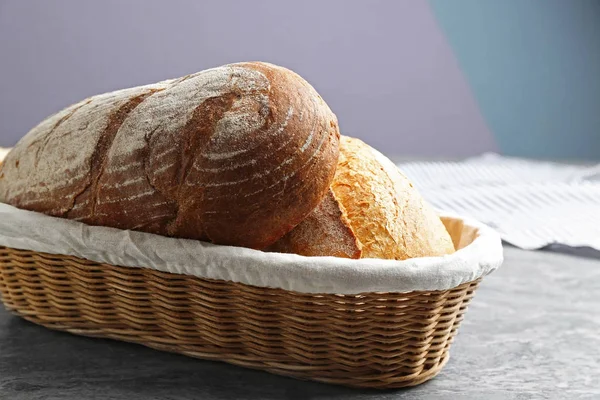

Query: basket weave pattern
0,246,479,389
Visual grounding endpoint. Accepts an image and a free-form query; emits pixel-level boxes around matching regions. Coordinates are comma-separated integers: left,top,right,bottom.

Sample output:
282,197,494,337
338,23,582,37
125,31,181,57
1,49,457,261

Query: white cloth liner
0,203,502,294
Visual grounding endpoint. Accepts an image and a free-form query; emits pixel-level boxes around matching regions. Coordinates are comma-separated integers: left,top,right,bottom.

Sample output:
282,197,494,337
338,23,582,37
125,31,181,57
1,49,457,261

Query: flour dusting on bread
0,62,340,249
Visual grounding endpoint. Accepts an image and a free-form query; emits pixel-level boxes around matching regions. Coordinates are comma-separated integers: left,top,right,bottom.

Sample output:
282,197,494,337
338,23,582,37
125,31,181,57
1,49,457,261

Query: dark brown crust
267,189,362,259
193,62,341,247
0,62,340,250
66,90,160,222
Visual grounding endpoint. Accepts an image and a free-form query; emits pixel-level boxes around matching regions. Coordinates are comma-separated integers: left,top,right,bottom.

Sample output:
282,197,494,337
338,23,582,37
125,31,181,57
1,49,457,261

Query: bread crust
270,136,455,259
267,189,362,258
0,62,340,249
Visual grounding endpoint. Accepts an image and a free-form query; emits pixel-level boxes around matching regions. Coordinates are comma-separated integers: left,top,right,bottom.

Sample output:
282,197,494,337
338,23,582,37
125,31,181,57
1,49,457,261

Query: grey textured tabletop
0,246,599,400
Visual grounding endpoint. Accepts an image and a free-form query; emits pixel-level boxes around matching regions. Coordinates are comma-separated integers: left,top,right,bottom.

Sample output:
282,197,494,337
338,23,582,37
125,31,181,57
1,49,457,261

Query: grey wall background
1,1,598,159
0,0,494,157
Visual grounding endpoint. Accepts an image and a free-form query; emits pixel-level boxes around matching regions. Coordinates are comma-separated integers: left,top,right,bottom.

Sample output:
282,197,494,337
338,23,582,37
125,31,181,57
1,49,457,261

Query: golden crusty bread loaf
269,136,455,259
0,63,340,250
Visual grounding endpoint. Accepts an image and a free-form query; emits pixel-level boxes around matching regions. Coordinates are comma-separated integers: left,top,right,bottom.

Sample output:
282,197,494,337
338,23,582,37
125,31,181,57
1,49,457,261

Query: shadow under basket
0,247,480,389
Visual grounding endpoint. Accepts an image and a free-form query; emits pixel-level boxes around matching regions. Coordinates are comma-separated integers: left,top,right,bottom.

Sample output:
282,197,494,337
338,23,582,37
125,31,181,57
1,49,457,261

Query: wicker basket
0,206,502,389
0,246,481,389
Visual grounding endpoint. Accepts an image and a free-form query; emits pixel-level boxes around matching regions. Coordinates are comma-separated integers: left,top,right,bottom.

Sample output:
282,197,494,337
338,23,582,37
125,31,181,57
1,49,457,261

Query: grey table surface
0,246,599,400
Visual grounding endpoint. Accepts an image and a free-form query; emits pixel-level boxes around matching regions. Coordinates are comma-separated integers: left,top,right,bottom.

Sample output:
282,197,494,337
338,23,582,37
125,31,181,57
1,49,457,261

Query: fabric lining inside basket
0,203,502,294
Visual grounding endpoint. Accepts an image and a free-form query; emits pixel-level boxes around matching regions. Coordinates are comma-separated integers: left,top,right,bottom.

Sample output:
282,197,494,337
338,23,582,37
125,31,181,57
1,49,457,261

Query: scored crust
0,62,340,249
270,136,455,260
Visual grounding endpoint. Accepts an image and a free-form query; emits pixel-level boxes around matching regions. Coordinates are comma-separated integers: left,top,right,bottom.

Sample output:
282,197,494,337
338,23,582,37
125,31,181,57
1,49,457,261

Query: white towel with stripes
397,153,600,251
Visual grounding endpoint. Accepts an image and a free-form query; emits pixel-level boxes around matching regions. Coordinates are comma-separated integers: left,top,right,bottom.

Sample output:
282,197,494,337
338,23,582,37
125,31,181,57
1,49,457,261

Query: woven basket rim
0,203,502,294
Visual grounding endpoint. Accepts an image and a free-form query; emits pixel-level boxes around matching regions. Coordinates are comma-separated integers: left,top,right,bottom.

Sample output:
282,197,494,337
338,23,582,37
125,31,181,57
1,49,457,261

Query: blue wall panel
430,0,600,159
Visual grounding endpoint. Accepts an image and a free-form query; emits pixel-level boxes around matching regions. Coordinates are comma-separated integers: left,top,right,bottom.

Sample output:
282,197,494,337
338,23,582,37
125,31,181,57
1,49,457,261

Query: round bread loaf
0,62,340,249
269,136,455,259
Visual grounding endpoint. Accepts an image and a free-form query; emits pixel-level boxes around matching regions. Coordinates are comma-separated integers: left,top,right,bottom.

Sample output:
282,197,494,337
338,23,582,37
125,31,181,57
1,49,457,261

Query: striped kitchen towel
398,153,600,251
